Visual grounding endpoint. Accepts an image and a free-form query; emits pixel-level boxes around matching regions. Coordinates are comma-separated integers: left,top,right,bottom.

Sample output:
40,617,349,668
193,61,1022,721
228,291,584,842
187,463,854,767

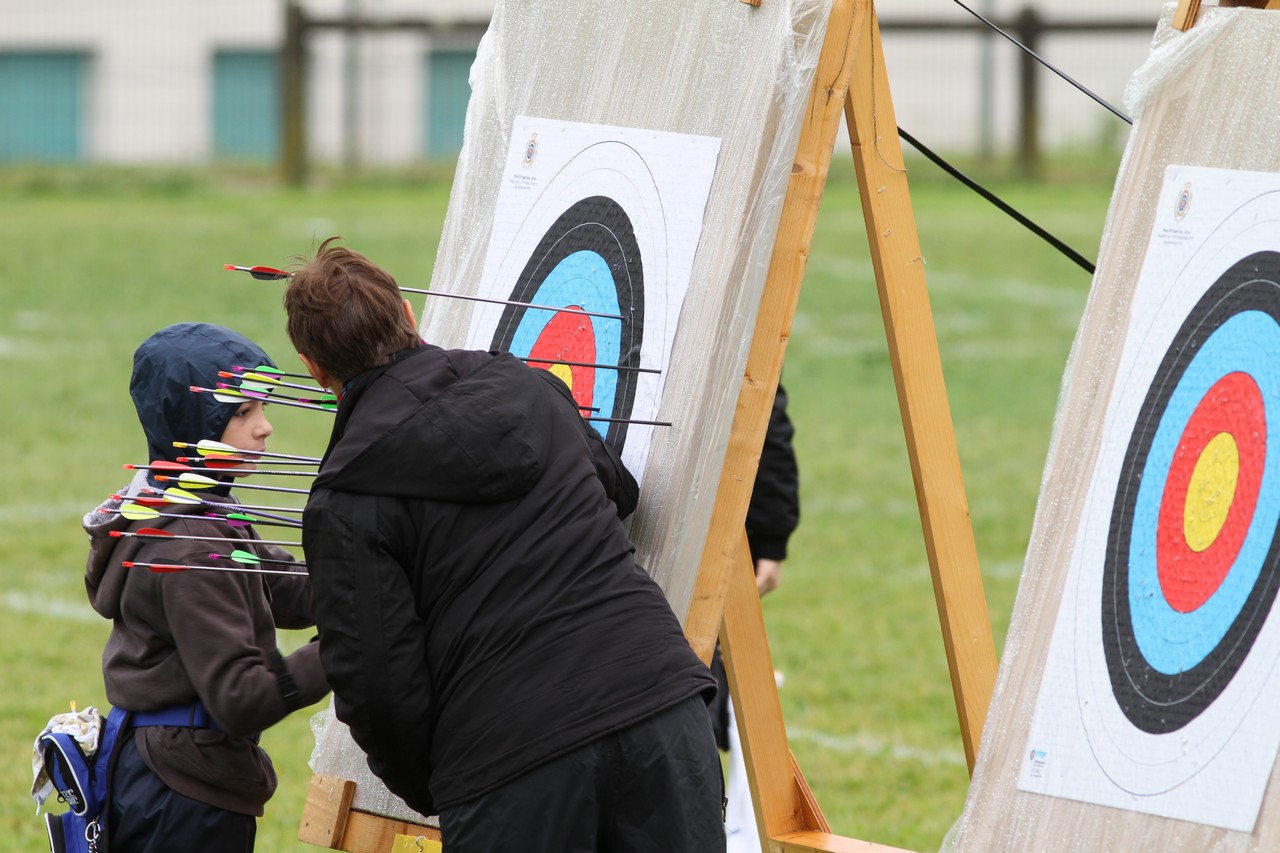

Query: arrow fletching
224,264,290,281
211,550,261,566
232,365,315,381
156,472,219,490
123,460,191,474
163,487,203,506
120,502,161,521
212,549,305,567
177,440,321,464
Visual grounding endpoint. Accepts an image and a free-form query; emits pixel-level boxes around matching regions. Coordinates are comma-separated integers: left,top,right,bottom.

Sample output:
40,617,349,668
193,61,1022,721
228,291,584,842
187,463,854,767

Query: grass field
0,151,1118,851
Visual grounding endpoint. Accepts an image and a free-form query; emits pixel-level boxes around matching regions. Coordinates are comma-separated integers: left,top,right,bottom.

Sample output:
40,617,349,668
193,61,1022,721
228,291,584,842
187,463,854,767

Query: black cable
897,126,1097,275
950,0,1133,126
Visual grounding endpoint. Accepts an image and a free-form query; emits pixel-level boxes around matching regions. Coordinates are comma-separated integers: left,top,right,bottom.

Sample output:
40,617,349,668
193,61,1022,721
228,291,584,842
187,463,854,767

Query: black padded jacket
302,344,714,816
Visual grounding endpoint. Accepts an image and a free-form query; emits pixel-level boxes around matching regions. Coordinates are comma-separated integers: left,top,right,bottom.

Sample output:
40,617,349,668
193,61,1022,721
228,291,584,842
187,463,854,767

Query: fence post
1015,6,1042,177
281,1,307,187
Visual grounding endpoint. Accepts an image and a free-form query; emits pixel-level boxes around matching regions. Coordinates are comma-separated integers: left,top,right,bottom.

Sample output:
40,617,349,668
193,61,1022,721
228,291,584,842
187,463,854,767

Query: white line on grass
0,502,86,524
788,725,967,768
2,591,99,623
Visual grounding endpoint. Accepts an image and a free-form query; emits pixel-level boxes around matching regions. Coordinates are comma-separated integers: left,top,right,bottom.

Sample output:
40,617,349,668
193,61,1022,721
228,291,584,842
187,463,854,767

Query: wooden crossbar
1176,0,1280,30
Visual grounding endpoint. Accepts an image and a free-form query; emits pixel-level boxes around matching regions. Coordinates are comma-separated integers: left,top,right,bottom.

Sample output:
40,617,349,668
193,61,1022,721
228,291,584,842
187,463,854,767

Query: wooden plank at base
771,831,915,853
298,774,356,847
298,773,440,853
335,811,441,852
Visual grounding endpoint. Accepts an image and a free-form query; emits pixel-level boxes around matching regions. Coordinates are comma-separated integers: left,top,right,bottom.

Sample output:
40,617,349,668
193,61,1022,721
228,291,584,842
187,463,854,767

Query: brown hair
283,237,421,383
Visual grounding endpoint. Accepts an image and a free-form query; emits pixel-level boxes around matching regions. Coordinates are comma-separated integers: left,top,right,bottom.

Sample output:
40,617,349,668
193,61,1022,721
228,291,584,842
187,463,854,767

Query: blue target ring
1104,251,1280,734
1127,313,1280,674
492,196,643,451
507,251,622,427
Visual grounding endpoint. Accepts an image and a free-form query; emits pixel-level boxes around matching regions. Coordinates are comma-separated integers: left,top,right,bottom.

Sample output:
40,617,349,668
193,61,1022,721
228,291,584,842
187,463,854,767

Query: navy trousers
439,694,726,852
106,730,255,853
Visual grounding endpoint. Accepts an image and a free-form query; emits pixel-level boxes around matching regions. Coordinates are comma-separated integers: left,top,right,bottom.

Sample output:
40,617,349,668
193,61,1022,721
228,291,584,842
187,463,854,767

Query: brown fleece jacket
83,477,329,815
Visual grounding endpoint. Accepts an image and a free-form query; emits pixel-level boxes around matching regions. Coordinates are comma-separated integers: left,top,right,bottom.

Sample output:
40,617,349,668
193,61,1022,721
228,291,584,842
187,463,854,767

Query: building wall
0,0,490,165
0,0,1174,165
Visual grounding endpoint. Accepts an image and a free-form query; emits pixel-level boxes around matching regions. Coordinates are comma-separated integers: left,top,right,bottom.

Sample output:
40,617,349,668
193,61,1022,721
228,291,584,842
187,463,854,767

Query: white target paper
1019,165,1280,831
463,116,720,484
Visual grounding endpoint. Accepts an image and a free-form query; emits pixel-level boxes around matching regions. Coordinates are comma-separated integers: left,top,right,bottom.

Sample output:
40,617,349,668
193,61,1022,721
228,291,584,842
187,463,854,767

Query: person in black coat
282,238,723,852
707,384,800,750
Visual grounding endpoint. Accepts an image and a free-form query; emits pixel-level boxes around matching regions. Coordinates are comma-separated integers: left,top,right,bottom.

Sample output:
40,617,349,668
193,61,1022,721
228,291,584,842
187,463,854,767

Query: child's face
219,400,273,474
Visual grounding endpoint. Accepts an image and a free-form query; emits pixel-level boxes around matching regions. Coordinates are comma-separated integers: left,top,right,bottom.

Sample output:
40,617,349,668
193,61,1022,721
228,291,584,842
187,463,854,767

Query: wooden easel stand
703,0,998,849
300,0,998,849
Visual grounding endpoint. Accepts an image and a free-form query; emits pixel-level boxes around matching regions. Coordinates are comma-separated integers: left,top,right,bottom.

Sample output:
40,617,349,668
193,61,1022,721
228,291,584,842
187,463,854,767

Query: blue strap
130,701,221,732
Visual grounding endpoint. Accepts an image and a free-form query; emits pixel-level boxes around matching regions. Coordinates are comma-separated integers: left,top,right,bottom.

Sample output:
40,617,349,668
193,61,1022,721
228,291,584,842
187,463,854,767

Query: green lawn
0,153,1116,851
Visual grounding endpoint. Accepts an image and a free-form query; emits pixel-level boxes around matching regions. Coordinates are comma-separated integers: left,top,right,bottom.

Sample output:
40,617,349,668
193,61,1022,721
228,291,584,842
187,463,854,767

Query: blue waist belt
131,701,222,732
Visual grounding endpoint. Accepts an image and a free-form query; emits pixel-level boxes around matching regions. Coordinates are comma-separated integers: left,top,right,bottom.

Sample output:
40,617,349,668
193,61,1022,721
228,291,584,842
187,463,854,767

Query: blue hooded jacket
129,322,276,481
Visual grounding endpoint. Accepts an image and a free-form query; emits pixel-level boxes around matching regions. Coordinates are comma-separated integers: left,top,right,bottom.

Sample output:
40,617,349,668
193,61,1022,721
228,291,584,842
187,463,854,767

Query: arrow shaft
125,561,304,577
176,440,320,463
521,356,660,376
222,371,328,395
166,493,303,521
161,474,310,496
111,530,300,547
400,287,625,321
585,416,672,427
217,383,334,407
175,461,317,477
232,365,314,381
110,507,302,529
211,480,310,496
191,386,335,414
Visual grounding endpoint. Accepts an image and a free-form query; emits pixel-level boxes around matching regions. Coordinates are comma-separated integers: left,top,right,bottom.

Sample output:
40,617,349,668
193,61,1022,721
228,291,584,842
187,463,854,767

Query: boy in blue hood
82,323,329,852
284,239,724,851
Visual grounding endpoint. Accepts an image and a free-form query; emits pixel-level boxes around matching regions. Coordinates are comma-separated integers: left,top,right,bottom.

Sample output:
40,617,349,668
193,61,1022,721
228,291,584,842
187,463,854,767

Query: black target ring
491,196,643,451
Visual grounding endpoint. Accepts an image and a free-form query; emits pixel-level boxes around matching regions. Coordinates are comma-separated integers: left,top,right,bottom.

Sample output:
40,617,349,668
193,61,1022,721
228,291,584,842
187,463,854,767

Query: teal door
212,50,279,163
0,52,86,162
425,49,475,159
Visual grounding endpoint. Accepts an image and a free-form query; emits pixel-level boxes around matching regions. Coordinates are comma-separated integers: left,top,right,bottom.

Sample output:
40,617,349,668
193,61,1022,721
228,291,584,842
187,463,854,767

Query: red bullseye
1156,371,1266,613
526,307,597,413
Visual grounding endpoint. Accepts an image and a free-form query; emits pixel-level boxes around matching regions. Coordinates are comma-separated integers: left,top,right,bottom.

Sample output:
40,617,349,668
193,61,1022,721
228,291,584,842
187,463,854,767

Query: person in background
710,383,800,851
82,323,329,852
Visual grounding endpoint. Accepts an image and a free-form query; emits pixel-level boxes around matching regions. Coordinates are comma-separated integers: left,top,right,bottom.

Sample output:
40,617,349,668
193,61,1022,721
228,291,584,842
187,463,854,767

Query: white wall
0,0,1173,164
879,0,1164,154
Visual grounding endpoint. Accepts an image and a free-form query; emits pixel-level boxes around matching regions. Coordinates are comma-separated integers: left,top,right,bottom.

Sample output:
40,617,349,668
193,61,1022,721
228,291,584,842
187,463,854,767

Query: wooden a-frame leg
722,531,914,853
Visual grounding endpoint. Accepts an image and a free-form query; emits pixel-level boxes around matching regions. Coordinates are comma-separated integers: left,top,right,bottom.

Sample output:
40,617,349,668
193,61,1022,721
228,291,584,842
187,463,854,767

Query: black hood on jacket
314,346,568,504
130,323,276,477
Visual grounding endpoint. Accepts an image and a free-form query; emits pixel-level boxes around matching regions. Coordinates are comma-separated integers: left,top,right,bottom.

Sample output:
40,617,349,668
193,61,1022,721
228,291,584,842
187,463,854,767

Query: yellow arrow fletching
120,502,161,521
176,472,220,489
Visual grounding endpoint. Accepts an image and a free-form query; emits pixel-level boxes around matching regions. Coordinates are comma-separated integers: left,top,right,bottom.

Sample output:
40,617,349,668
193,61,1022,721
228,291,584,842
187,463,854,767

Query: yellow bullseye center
1184,431,1240,553
549,363,573,388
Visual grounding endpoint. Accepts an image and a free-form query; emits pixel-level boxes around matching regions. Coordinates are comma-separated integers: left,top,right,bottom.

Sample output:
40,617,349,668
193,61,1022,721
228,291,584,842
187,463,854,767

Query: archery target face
1020,166,1280,831
465,118,720,482
489,195,644,449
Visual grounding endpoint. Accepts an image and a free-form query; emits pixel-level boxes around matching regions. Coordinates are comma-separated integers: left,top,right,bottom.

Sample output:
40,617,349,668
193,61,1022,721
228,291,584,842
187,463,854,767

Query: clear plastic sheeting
945,4,1280,851
311,0,831,822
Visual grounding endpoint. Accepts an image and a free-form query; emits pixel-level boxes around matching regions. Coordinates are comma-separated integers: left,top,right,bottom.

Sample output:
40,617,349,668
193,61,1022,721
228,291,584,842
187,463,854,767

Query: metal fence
878,11,1154,175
